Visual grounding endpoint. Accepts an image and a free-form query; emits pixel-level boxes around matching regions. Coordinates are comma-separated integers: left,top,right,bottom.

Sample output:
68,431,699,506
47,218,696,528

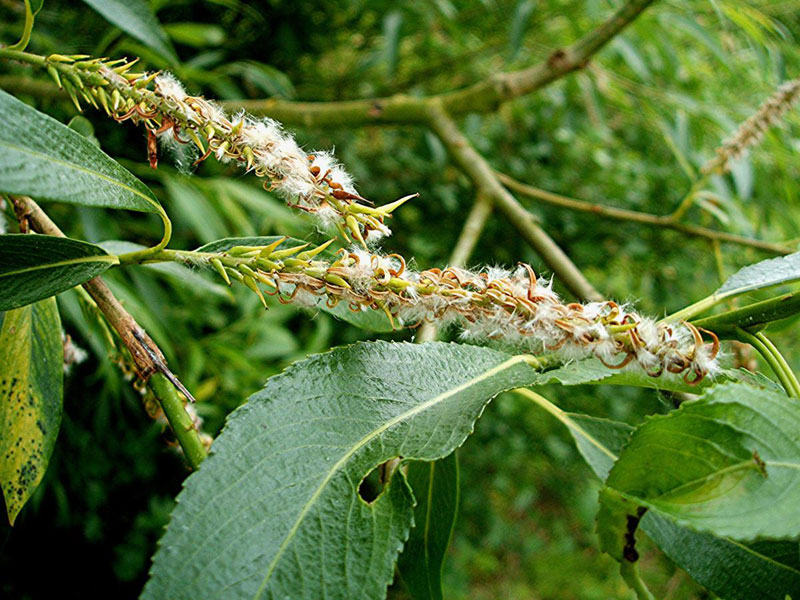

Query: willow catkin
41,54,407,244
703,77,800,174
205,244,719,384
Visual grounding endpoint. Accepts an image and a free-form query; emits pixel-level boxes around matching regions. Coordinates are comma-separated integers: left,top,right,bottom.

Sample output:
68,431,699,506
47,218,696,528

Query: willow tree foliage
2,1,800,598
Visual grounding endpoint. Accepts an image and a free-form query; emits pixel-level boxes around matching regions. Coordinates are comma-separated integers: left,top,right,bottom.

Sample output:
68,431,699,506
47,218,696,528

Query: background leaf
0,90,162,214
0,297,63,525
143,341,539,600
397,452,459,600
81,0,178,64
0,234,118,311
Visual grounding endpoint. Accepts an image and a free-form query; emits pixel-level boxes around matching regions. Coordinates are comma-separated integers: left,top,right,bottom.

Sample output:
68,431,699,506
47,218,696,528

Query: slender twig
736,327,799,398
425,101,602,302
416,193,493,342
496,172,794,255
9,196,208,467
668,175,710,222
225,0,657,126
754,332,800,398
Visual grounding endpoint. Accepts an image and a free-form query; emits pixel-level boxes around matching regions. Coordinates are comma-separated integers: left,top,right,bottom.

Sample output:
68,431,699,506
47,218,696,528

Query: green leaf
643,514,800,600
507,0,535,62
0,297,63,525
195,236,394,332
523,389,800,599
382,11,403,79
222,61,297,99
143,341,539,600
397,453,459,600
597,382,800,567
0,90,162,214
80,0,178,64
164,22,226,48
0,234,118,311
163,177,228,244
716,251,800,299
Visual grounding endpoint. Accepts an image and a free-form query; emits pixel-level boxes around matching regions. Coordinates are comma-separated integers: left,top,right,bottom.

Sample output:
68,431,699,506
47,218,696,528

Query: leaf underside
716,251,800,298
397,452,459,600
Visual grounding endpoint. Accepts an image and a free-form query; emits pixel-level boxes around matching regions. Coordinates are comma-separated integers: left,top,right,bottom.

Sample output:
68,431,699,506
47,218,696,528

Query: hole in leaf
358,464,385,504
358,458,403,504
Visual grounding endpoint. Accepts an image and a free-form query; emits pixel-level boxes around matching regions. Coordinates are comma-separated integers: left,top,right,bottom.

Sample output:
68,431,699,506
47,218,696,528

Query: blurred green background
1,0,799,597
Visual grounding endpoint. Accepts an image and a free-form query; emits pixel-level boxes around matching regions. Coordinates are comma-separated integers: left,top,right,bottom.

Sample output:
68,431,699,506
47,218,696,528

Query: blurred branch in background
425,100,603,301
226,0,657,126
496,172,796,255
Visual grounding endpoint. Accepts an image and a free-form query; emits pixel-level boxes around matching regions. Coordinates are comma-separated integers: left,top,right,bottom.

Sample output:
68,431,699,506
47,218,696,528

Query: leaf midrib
0,254,119,278
252,354,532,600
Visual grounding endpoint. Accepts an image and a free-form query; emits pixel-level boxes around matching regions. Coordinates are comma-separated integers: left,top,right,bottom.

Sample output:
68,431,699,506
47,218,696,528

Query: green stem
619,561,655,600
0,47,46,66
148,373,207,469
497,172,793,256
661,294,722,323
736,328,799,398
116,209,173,264
669,174,710,222
7,0,35,52
690,291,800,335
754,332,800,398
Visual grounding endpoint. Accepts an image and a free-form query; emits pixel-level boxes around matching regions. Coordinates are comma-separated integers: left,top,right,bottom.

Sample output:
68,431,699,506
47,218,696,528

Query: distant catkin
205,243,720,384
703,77,800,174
39,54,409,244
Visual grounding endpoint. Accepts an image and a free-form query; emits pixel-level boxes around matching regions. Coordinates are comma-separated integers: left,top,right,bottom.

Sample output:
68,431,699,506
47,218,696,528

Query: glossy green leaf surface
0,298,63,525
80,0,178,64
398,452,459,600
196,236,394,332
603,382,800,541
0,234,118,310
143,342,539,599
534,391,800,599
0,89,161,213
